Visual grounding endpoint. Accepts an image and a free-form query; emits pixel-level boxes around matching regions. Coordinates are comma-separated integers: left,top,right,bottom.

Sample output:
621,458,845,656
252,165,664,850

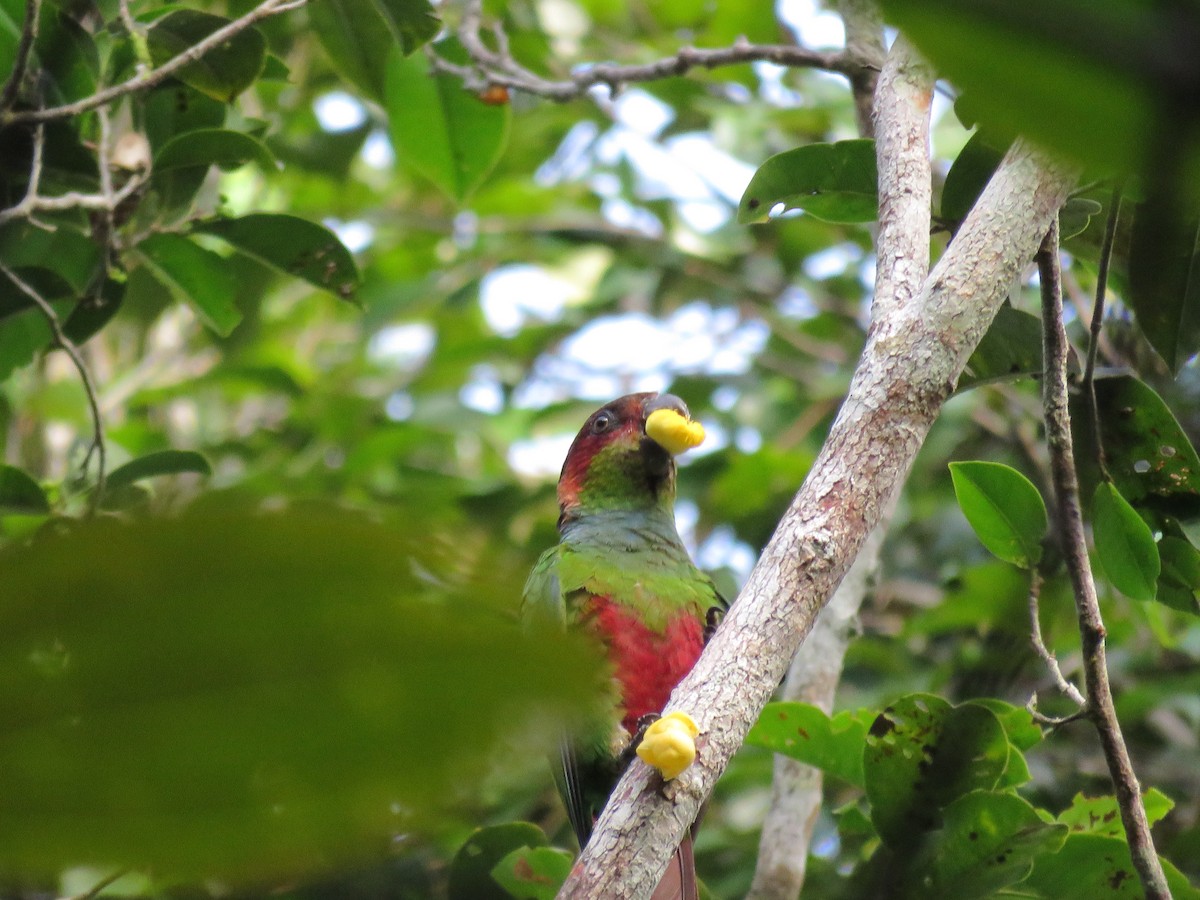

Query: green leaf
949,461,1048,568
106,451,213,490
448,823,548,900
145,10,266,102
0,507,603,882
62,278,124,345
745,701,869,786
1129,210,1200,375
492,846,573,900
880,0,1156,177
1059,197,1103,241
1022,833,1200,900
901,791,1068,899
0,221,101,297
385,40,512,203
959,305,1046,389
1072,375,1200,517
1157,536,1200,616
0,465,49,514
154,129,276,173
311,0,440,100
143,84,227,153
941,131,1006,224
738,140,878,224
195,214,360,299
1058,789,1175,838
864,694,1010,849
136,233,242,336
1093,482,1161,601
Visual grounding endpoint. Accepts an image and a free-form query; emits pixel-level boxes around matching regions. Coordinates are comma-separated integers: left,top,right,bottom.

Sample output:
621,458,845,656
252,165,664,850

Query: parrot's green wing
522,544,594,844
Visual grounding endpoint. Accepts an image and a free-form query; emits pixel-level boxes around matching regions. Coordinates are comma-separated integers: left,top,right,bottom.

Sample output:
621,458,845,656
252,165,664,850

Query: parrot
523,392,722,900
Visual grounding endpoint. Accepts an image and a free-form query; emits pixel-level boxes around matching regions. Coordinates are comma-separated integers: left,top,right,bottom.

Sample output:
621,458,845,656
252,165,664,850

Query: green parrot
524,392,722,900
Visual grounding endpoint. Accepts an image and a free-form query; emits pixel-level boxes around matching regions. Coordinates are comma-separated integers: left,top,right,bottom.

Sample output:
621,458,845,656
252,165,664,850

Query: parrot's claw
704,606,723,644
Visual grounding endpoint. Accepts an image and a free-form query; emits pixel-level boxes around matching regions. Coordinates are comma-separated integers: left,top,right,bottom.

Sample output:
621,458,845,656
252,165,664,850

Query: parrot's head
557,392,704,527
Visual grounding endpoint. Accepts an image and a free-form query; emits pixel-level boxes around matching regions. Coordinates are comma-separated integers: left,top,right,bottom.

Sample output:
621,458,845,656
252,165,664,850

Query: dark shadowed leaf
1072,375,1200,519
136,233,241,336
195,214,359,299
386,40,511,203
154,129,276,173
738,140,878,224
106,450,213,490
746,701,869,786
941,131,1006,225
146,10,266,102
1129,209,1200,375
949,461,1047,568
959,305,1046,389
62,278,125,345
0,506,603,883
448,822,549,900
311,0,440,100
1093,482,1161,601
864,694,1009,849
1157,536,1200,616
0,465,49,513
1059,197,1103,241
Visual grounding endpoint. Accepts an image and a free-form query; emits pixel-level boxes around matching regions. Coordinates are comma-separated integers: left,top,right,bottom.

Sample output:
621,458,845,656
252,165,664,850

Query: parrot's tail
650,834,698,900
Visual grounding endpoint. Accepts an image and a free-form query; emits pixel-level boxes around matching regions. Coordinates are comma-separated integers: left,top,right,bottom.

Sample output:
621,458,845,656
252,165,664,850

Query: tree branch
558,142,1075,900
0,265,106,507
438,0,865,102
1082,185,1122,480
1026,568,1087,708
1036,223,1170,900
0,0,307,126
835,0,885,138
746,28,927,900
0,0,40,113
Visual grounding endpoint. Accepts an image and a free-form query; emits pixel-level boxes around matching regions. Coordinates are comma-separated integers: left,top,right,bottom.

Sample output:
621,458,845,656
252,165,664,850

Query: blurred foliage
0,0,1198,897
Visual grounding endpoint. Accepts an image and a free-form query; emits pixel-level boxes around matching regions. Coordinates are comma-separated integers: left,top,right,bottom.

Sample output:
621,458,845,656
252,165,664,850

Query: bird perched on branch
524,392,721,900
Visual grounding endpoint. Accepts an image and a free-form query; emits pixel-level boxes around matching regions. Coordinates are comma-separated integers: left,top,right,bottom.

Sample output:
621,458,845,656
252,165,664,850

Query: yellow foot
635,711,700,780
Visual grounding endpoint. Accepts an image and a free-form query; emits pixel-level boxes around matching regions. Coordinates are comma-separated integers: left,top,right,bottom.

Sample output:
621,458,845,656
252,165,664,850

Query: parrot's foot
704,606,723,644
636,711,700,781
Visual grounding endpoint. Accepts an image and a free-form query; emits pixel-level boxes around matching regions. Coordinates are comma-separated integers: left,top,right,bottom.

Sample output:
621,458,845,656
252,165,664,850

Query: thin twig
1027,568,1087,707
60,868,128,900
0,265,106,508
1082,185,1123,481
0,0,40,112
1,0,307,126
436,0,862,102
1037,221,1170,900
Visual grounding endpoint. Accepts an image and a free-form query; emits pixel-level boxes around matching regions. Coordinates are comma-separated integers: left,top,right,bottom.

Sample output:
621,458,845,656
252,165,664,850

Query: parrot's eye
591,412,614,434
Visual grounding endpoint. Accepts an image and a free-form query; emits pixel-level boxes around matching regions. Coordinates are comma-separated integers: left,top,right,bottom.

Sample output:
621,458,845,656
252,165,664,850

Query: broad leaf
106,451,213,490
386,41,512,203
311,0,440,100
195,215,360,299
0,465,49,513
1058,789,1175,838
1093,482,1161,601
1072,375,1200,518
1022,834,1200,899
146,10,266,102
1157,536,1200,616
1129,209,1200,375
492,846,573,900
746,701,869,786
949,461,1047,568
738,140,878,224
941,131,1006,225
959,305,1046,389
448,823,549,900
136,233,242,336
1059,196,1103,241
154,129,276,173
900,791,1068,900
864,694,1009,849
0,507,603,882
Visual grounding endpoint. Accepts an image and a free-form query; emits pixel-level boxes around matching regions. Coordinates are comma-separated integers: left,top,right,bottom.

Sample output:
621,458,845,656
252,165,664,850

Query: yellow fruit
645,409,705,456
635,711,700,780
